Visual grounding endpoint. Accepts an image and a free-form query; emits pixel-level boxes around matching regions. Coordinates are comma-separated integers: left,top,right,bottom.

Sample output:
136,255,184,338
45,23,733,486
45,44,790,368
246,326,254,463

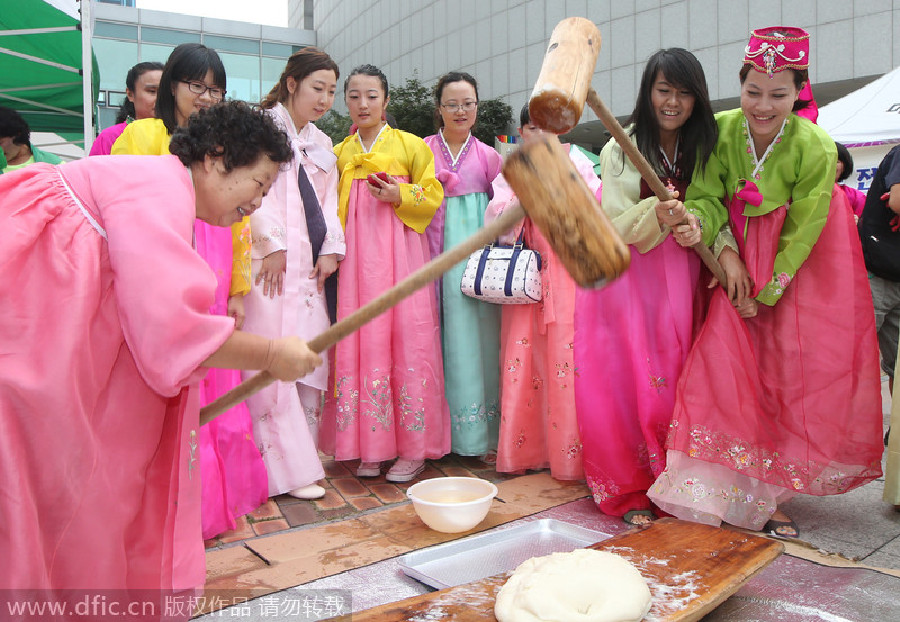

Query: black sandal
623,510,657,526
763,518,800,538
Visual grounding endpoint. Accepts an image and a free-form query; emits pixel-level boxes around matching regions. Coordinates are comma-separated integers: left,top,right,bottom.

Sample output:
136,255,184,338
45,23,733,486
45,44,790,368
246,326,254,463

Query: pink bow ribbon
436,169,460,194
736,179,763,207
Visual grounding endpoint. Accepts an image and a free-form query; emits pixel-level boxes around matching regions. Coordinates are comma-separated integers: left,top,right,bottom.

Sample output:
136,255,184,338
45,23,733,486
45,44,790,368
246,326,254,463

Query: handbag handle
513,226,526,249
484,224,526,252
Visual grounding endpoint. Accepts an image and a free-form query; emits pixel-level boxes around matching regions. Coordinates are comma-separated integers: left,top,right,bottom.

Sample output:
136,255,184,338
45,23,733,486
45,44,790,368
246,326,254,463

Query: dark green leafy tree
315,109,352,145
387,73,435,138
472,98,514,147
317,74,515,148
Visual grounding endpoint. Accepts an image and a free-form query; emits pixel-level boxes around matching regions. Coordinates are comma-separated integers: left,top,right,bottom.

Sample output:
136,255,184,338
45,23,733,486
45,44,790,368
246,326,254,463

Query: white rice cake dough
494,548,652,622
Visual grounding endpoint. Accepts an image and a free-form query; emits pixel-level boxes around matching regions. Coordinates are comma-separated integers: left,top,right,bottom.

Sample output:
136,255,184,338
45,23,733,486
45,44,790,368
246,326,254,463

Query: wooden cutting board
336,518,783,622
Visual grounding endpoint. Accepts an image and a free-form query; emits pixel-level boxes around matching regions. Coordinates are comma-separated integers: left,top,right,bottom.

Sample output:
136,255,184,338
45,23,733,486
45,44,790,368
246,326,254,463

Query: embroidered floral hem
648,450,798,530
449,401,499,455
672,422,883,495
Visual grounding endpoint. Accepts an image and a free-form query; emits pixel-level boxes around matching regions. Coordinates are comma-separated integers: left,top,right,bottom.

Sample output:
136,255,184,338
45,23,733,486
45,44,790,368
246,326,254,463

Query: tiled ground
204,453,529,548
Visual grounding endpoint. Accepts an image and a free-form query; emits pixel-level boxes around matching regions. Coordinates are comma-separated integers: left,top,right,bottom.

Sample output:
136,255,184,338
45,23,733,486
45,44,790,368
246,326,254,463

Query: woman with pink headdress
648,27,883,538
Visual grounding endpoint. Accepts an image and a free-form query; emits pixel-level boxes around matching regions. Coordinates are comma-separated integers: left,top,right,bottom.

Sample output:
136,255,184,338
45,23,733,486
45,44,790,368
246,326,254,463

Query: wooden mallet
200,148,628,425
527,17,727,285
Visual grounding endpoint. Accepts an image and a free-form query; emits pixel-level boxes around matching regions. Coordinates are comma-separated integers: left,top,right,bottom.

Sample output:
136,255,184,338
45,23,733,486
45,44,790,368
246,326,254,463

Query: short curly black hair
169,100,292,171
0,106,30,145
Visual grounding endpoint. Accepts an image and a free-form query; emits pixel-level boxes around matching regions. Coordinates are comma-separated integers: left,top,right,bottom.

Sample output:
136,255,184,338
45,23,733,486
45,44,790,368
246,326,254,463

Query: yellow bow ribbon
337,151,397,228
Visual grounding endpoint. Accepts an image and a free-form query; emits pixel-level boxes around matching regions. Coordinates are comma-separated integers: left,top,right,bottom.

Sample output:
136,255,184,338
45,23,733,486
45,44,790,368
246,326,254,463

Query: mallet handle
199,204,526,425
585,89,727,286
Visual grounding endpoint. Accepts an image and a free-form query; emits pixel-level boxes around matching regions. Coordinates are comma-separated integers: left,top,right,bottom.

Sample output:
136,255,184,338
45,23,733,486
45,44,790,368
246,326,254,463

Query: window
141,27,200,46
95,21,138,40
204,35,259,55
92,39,138,92
262,42,295,59
261,57,286,96
219,52,262,103
140,43,176,65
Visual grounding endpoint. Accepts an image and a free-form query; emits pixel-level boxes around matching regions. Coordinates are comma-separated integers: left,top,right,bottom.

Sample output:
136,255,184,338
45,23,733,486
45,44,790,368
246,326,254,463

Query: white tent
818,67,900,193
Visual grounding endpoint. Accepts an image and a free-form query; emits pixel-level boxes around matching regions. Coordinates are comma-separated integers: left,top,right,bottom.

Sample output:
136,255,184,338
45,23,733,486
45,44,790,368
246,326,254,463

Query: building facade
312,0,900,148
88,1,900,149
92,2,314,129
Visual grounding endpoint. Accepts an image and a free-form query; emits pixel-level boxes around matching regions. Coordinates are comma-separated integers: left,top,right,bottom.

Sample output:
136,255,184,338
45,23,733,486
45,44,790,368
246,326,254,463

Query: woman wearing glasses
423,72,503,461
113,43,269,541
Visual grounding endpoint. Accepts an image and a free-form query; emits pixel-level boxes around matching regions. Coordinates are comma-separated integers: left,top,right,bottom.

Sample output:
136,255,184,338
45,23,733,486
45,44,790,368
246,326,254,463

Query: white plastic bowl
407,476,498,533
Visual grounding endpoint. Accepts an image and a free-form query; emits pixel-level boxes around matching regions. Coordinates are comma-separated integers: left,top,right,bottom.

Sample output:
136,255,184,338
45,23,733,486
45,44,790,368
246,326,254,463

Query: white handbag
460,230,542,304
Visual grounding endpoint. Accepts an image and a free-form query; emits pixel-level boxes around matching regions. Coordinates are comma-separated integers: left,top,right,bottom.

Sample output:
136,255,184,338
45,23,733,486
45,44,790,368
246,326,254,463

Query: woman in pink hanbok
573,49,736,525
0,101,319,617
320,64,449,483
485,105,601,481
648,28,883,538
243,48,344,500
113,43,269,539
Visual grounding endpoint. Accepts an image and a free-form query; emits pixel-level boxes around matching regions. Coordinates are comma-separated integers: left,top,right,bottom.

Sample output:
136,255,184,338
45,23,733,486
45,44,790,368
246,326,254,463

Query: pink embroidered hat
744,26,809,78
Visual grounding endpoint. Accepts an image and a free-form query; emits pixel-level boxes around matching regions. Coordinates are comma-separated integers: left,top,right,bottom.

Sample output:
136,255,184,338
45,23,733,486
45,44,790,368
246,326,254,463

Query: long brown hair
260,47,339,110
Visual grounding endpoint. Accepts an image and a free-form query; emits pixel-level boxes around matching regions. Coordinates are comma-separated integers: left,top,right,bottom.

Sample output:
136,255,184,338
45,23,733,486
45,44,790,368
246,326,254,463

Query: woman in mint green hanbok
424,72,503,458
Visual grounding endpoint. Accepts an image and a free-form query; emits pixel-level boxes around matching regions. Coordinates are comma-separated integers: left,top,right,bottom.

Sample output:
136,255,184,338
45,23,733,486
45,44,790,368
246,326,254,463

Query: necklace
658,136,681,179
742,115,787,180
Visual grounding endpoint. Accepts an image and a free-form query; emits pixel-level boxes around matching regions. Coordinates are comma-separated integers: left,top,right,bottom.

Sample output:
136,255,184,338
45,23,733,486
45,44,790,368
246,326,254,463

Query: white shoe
385,459,425,483
356,461,382,477
287,484,326,499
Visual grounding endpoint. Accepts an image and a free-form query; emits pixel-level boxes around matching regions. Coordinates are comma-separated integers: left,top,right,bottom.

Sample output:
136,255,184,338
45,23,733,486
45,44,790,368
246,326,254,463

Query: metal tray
398,519,609,589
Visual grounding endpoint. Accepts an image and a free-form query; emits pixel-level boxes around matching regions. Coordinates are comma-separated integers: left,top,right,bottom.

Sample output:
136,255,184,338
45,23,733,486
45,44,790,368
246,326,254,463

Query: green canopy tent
0,0,99,157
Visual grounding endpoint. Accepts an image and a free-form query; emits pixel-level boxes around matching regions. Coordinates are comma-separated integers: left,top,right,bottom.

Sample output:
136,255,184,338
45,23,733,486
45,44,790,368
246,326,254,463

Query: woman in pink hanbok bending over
0,101,319,618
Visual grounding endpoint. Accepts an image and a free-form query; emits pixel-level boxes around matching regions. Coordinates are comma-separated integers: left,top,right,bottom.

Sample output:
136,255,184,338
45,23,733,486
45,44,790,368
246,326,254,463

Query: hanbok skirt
649,186,883,529
441,192,501,456
195,221,268,538
495,219,584,480
320,178,450,462
575,237,700,515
